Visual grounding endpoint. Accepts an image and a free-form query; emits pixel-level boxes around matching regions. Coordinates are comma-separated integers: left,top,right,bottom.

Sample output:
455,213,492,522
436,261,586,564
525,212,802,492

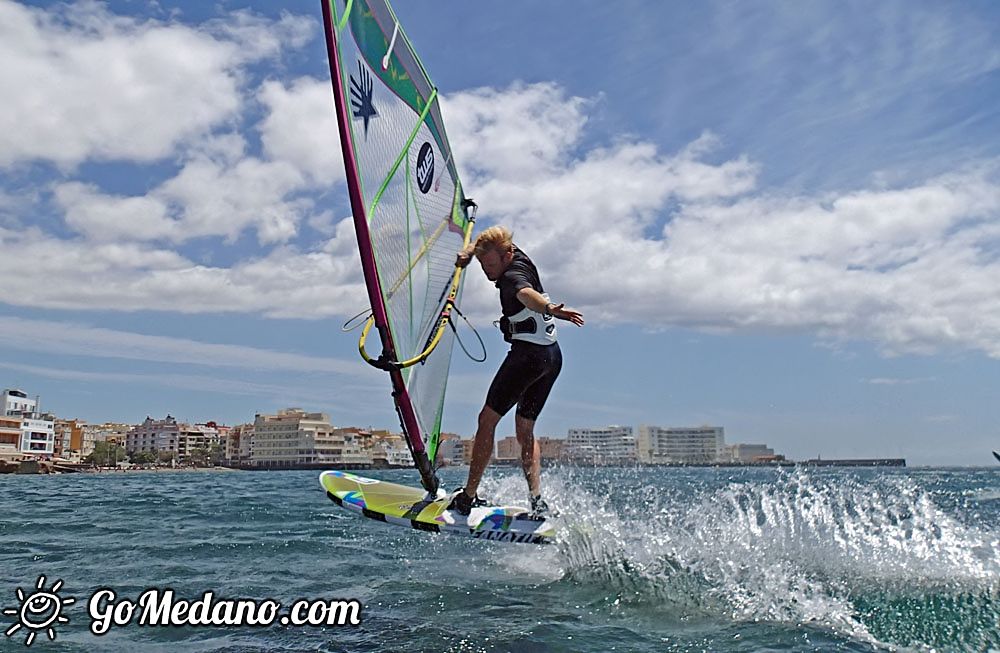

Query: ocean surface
1,466,998,652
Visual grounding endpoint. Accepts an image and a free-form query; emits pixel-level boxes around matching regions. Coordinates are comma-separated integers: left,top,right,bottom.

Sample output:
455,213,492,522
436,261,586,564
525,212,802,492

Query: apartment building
3,390,55,456
54,419,89,459
226,424,252,466
435,433,464,467
723,443,776,463
177,423,220,464
637,425,725,464
566,426,636,465
126,416,180,458
372,432,411,467
0,413,20,455
250,408,371,468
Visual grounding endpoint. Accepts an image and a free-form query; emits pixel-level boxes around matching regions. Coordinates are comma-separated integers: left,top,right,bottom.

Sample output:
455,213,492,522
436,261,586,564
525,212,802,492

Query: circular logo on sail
416,142,434,194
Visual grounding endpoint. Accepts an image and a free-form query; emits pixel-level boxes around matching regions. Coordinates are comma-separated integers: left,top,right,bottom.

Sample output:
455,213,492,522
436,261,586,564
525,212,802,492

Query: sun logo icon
3,576,74,647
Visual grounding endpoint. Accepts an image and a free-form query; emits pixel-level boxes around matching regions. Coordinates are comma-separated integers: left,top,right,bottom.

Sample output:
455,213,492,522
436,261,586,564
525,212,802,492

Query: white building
20,417,55,456
566,426,636,465
0,390,25,454
251,409,367,468
723,443,776,463
3,389,35,417
637,425,725,464
178,423,221,464
336,428,373,466
239,425,254,464
371,433,411,467
225,424,253,466
126,416,180,458
86,423,131,446
435,435,464,467
3,390,55,456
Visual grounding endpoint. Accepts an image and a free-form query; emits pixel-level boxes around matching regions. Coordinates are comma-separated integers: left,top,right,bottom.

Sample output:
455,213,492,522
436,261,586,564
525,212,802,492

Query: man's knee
514,415,535,442
478,405,501,430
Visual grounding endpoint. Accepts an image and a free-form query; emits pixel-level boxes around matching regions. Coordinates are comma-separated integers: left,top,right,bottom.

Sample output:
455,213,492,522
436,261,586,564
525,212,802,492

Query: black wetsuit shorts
485,341,562,421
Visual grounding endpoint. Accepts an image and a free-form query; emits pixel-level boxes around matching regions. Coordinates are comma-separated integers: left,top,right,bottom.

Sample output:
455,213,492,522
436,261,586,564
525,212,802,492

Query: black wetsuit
484,247,563,421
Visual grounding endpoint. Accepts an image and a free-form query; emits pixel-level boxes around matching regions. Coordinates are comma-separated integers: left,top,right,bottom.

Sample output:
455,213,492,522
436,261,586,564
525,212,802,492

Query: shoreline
0,464,243,475
87,466,240,473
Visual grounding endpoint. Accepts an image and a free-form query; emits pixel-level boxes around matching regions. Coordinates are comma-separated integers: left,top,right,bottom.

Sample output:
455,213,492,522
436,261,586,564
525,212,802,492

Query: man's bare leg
462,405,501,498
515,413,541,497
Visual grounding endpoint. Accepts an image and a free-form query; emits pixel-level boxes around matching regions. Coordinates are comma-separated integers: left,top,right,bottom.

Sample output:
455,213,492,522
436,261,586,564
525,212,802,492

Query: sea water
0,466,997,652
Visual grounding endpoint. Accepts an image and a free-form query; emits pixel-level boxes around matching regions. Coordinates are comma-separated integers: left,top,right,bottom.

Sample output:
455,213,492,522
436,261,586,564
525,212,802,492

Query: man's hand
517,288,585,326
455,251,472,268
548,303,585,327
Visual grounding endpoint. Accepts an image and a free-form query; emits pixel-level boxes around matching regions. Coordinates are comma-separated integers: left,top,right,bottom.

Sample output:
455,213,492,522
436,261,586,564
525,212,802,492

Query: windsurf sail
321,0,475,495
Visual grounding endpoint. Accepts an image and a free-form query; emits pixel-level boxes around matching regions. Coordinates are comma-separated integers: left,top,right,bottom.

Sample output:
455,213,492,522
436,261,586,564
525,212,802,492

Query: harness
498,295,558,345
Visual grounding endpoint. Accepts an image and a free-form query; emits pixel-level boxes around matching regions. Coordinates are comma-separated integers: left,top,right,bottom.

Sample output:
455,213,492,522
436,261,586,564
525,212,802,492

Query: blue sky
1,1,999,465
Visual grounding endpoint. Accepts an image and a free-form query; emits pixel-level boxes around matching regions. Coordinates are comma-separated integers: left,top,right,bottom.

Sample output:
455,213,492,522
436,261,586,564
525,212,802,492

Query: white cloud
864,377,935,386
923,414,957,423
635,164,1000,353
440,84,1000,360
156,153,309,245
53,134,313,245
48,75,348,247
0,2,310,168
258,77,345,185
56,181,176,241
442,84,760,318
444,82,592,184
0,223,366,317
204,9,313,61
3,10,999,367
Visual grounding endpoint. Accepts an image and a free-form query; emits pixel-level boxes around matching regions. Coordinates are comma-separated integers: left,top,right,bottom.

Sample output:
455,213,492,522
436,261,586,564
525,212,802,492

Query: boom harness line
357,199,484,371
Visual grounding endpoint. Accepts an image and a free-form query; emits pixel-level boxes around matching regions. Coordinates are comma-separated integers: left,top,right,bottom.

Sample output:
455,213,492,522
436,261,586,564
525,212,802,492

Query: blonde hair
471,226,513,258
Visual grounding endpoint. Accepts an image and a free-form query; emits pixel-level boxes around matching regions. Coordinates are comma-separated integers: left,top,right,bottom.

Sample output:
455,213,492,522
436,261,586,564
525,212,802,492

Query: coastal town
1,387,903,473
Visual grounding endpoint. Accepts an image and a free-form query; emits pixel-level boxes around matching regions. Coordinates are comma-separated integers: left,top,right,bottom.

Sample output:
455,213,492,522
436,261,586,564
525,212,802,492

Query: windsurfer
448,226,584,517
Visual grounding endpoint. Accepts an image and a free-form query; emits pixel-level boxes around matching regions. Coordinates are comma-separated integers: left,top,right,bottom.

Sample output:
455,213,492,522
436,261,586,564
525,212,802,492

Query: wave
498,467,1000,652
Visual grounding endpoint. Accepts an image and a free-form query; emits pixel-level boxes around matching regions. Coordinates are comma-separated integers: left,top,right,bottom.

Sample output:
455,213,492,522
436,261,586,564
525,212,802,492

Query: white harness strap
504,294,557,345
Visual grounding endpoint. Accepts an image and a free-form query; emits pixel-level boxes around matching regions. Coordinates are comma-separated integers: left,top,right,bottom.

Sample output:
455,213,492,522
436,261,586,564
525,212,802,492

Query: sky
1,0,999,465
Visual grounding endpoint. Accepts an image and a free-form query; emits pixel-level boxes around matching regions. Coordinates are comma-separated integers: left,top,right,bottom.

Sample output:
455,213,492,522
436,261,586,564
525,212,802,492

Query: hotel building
250,408,370,468
722,443,777,463
637,425,725,464
566,426,636,465
126,416,180,458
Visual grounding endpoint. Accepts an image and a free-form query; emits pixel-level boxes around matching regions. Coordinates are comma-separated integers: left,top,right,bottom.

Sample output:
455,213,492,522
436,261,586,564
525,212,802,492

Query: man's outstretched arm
516,287,585,327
